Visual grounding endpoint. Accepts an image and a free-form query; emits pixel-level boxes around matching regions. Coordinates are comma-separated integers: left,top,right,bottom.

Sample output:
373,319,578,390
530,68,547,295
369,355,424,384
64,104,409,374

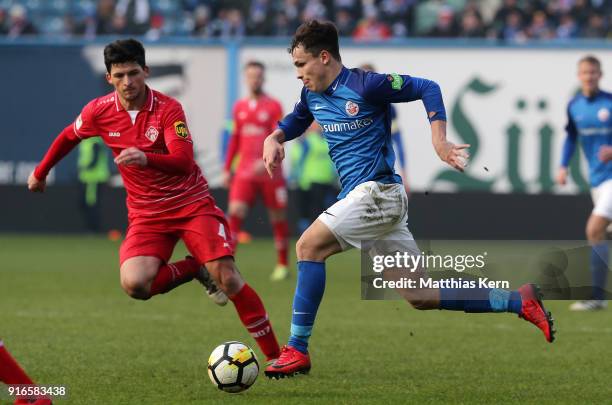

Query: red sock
0,342,34,385
230,284,280,361
228,215,243,249
272,220,289,266
150,257,200,296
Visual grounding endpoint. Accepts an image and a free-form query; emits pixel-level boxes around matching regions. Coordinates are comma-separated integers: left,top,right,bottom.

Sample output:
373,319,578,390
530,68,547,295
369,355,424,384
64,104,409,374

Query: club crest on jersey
598,107,610,122
345,100,359,117
145,126,159,142
174,121,189,138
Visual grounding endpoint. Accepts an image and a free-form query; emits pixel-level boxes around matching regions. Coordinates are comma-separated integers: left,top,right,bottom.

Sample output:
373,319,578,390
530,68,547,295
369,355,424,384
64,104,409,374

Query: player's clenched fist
262,130,285,178
27,171,46,192
598,145,612,163
115,147,147,167
438,142,470,172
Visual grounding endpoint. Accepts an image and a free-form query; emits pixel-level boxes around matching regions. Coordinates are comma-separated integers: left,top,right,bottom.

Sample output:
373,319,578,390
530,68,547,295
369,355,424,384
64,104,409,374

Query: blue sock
440,288,522,314
591,243,609,300
287,261,326,354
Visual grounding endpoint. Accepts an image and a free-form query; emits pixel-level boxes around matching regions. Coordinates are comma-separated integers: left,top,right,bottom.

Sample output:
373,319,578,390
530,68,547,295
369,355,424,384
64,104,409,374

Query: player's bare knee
296,234,319,261
228,203,248,218
296,236,307,258
120,278,151,300
221,271,243,296
586,223,605,243
119,256,160,300
402,289,435,310
407,297,429,310
207,258,244,295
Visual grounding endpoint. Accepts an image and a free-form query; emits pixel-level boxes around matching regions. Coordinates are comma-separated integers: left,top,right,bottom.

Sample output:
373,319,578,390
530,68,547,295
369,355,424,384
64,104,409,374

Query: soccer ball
207,341,259,393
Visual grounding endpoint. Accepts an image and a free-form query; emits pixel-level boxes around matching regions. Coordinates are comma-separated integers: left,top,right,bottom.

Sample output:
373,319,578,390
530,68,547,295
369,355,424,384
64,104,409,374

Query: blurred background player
77,136,110,233
289,122,338,235
223,60,290,281
27,39,281,362
0,338,52,404
263,20,554,378
359,63,409,192
557,55,612,311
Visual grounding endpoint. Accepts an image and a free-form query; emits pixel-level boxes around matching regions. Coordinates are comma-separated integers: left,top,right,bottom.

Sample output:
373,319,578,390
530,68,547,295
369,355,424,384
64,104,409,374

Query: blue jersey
561,90,612,187
279,66,446,198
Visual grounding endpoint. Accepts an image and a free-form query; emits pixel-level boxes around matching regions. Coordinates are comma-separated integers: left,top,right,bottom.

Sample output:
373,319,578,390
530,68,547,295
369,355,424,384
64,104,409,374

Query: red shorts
229,175,287,209
119,200,234,265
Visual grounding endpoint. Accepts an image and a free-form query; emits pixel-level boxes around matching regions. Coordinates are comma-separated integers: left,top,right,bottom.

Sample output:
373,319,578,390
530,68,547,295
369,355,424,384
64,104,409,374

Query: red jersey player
27,39,280,362
223,61,290,281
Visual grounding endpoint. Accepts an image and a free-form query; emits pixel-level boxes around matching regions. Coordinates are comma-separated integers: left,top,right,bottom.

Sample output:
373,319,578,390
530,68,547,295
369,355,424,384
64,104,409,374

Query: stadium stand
0,0,609,40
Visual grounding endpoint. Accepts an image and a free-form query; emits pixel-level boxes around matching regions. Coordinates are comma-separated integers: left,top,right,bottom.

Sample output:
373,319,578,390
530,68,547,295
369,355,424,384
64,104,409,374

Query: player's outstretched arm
263,129,286,178
431,120,470,172
28,125,82,193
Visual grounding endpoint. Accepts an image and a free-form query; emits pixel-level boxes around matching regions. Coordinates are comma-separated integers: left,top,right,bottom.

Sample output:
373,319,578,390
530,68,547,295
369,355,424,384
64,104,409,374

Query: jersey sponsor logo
579,127,612,136
388,73,403,90
173,121,189,138
598,107,610,122
108,131,121,137
75,114,83,130
145,126,159,142
321,118,373,133
345,100,359,116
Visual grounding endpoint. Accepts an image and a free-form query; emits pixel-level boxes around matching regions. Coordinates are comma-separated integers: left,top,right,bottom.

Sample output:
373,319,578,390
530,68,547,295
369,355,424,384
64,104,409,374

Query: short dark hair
104,39,146,73
579,55,601,70
289,20,341,62
244,60,265,71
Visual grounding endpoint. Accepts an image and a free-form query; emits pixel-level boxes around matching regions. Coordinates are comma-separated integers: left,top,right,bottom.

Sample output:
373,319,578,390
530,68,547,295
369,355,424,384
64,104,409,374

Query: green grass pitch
1,235,611,404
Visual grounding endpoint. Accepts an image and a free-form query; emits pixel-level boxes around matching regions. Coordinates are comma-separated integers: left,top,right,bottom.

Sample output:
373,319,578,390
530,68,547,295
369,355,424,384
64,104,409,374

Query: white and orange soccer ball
207,341,259,393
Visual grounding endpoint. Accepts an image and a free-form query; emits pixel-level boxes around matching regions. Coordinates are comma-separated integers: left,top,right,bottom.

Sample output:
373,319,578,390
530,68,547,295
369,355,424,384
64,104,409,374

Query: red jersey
72,88,209,219
225,94,283,180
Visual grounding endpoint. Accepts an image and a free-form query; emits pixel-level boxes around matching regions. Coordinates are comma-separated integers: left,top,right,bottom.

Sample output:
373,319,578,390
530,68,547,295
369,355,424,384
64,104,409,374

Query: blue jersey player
557,55,612,311
263,20,555,378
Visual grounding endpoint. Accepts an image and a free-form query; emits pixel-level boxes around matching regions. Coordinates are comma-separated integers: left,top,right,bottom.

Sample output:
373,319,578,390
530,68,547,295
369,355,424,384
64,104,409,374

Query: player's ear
105,72,112,85
320,50,330,65
143,65,150,78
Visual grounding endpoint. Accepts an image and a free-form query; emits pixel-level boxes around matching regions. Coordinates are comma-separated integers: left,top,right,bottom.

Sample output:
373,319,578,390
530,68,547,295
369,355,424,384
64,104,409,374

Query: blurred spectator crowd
0,0,610,41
